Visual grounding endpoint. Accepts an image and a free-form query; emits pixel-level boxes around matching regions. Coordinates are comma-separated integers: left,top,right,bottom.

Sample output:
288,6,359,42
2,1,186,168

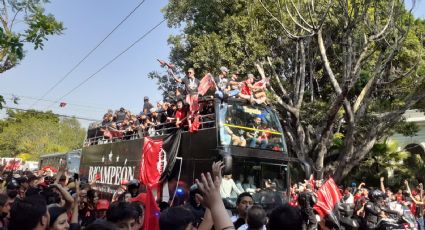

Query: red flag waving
142,187,160,230
198,74,215,96
313,178,342,218
140,137,163,187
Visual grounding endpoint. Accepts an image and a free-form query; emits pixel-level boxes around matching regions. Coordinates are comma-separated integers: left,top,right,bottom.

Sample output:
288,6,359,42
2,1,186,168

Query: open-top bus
80,98,309,208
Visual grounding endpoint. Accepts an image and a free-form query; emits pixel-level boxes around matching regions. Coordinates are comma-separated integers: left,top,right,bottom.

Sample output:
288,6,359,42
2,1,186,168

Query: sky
0,0,424,128
0,0,178,127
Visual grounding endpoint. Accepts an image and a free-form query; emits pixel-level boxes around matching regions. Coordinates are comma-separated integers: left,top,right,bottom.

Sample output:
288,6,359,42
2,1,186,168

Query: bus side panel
166,129,218,204
80,139,144,194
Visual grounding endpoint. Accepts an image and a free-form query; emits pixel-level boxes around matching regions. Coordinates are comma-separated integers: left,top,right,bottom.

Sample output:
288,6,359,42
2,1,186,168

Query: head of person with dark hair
159,206,194,230
41,187,61,205
268,203,303,230
9,195,50,230
26,187,42,197
130,202,144,230
106,202,138,230
118,191,132,203
48,206,69,230
246,205,267,230
0,193,12,220
236,192,254,219
87,189,99,205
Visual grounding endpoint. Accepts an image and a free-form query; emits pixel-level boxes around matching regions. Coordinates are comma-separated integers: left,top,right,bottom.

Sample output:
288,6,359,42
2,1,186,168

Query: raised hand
195,172,221,209
212,161,224,184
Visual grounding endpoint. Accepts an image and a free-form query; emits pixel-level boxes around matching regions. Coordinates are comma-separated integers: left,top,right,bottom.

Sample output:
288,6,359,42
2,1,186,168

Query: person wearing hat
95,199,110,220
142,96,153,115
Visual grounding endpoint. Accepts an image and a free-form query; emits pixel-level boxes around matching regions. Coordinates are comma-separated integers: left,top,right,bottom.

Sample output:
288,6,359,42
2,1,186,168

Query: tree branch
284,0,313,33
317,28,342,94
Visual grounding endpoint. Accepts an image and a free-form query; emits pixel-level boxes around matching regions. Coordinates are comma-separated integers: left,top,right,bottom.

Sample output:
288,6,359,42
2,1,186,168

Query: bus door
249,162,288,209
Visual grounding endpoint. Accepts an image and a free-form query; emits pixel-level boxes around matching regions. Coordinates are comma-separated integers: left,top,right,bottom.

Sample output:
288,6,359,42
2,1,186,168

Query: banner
313,178,342,226
198,74,214,96
140,137,163,187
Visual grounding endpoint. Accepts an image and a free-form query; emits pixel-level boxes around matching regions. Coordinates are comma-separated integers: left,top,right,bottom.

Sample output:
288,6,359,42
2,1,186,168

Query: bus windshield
218,100,286,152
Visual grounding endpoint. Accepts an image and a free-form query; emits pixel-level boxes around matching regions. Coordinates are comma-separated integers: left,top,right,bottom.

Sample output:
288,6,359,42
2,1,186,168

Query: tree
154,0,425,182
0,0,64,108
0,109,85,160
344,140,411,187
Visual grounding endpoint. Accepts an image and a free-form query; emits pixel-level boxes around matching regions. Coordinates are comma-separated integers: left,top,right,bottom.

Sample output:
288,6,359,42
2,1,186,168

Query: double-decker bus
39,149,81,174
80,98,309,208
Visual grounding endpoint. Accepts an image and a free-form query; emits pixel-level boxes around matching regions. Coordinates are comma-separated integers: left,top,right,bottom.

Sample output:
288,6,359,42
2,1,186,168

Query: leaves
0,110,85,160
0,0,63,73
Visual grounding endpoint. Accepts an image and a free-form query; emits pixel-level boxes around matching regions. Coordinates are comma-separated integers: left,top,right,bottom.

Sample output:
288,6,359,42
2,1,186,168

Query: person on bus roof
142,96,153,115
174,99,187,128
172,67,200,115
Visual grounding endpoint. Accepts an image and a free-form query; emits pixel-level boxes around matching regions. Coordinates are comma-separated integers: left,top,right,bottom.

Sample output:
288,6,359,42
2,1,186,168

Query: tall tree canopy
152,0,425,182
0,110,85,160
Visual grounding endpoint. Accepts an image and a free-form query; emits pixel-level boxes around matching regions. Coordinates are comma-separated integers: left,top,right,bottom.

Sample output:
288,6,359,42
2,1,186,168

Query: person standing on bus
220,174,242,198
173,68,200,131
172,68,200,112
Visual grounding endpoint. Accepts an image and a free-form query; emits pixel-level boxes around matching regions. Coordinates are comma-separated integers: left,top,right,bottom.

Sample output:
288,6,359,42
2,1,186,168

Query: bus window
231,159,289,209
218,100,286,152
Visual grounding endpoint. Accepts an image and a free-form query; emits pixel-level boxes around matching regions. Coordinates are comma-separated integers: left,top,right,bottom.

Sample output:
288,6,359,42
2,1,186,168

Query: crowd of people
92,97,215,142
89,65,270,143
0,162,424,229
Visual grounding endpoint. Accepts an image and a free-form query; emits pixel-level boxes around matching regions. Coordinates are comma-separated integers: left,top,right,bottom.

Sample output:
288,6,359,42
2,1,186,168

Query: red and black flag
313,178,342,226
139,130,182,230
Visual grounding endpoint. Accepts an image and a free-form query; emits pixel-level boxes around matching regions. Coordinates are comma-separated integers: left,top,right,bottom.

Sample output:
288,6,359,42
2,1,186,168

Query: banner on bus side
80,139,144,193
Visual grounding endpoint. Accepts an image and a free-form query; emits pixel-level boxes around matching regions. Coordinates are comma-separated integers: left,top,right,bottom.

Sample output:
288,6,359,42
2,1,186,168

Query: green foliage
0,0,64,73
344,140,411,187
0,96,4,109
25,9,64,50
394,121,420,137
0,110,85,160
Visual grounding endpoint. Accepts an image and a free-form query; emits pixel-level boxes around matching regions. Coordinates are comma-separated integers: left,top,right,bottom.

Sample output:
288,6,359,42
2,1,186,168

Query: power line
30,0,147,108
46,19,166,110
2,106,100,122
1,92,107,112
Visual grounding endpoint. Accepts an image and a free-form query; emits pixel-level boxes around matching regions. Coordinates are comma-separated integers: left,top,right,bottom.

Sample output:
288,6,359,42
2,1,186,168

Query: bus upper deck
84,97,287,156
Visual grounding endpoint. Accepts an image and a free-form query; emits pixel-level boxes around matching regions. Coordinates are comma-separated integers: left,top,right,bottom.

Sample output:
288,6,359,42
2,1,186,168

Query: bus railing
84,113,216,146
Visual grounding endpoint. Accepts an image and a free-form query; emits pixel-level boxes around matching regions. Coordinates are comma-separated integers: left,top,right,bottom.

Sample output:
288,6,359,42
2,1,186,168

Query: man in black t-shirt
173,68,200,130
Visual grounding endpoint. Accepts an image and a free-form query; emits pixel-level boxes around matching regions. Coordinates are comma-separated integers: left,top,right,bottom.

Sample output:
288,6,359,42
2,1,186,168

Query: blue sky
0,0,177,127
0,0,424,128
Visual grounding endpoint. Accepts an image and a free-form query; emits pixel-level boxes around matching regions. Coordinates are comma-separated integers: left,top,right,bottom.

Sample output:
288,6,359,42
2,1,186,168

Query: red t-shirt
241,80,252,95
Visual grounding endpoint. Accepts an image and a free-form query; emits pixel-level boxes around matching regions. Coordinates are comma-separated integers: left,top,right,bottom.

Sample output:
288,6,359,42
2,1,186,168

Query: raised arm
405,180,424,205
196,162,235,230
380,177,386,193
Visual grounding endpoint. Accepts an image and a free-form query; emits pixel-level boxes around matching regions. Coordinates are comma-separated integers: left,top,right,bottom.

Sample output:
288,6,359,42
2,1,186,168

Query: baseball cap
96,199,110,210
144,96,149,100
220,66,229,73
247,73,255,79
